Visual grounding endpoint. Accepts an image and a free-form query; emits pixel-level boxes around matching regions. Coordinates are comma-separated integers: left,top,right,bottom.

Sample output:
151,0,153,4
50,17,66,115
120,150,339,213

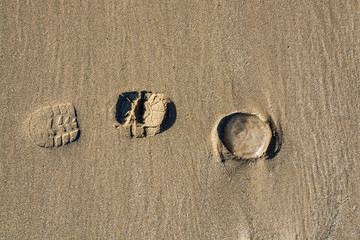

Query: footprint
110,91,176,138
212,112,281,161
28,103,80,148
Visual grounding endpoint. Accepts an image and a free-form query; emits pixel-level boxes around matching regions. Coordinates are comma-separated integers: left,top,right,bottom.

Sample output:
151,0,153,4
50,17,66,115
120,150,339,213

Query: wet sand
1,1,360,239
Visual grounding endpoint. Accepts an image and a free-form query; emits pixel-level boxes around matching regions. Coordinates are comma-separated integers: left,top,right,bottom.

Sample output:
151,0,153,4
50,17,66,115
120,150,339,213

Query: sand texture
1,1,360,239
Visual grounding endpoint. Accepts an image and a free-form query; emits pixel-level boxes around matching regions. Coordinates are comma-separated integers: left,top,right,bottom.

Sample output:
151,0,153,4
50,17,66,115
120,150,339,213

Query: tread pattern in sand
112,91,173,138
28,103,80,147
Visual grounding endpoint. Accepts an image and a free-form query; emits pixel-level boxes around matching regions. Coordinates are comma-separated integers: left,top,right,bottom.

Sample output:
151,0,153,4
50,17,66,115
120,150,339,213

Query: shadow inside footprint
115,92,139,125
160,100,177,133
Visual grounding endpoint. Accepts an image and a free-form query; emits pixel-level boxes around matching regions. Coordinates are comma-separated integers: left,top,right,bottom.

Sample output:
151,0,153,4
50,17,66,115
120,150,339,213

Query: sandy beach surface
1,1,360,239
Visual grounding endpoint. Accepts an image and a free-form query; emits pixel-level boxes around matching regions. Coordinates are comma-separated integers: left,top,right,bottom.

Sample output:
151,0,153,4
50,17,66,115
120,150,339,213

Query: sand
1,1,360,239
